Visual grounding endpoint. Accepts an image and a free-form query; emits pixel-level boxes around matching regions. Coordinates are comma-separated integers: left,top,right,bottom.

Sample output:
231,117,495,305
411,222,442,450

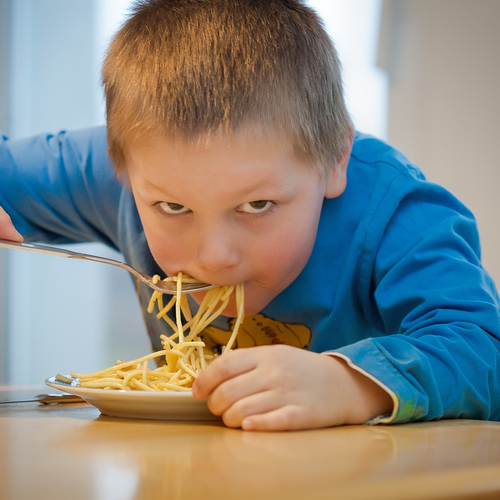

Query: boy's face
125,130,349,316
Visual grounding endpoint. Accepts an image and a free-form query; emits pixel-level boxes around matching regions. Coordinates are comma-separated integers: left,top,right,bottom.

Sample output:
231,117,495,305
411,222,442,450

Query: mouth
169,269,246,289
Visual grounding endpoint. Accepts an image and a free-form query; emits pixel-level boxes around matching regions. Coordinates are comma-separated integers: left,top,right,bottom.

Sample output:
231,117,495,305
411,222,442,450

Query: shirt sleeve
0,127,123,249
334,176,500,423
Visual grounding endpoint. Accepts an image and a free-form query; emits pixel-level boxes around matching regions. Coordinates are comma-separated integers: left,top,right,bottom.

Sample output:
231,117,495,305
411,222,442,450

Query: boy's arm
333,181,500,424
192,344,393,431
0,128,121,247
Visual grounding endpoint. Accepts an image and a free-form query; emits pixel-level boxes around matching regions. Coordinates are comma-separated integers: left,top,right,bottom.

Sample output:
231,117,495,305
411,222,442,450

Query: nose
194,223,241,274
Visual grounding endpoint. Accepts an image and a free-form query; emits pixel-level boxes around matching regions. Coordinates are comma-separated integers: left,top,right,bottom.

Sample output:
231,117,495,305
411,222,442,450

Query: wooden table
1,386,500,500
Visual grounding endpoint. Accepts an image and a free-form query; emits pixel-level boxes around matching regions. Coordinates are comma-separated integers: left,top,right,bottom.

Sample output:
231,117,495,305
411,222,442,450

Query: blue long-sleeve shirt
1,126,499,423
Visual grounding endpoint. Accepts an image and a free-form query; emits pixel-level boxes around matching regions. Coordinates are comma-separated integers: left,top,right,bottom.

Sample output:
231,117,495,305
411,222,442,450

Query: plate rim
45,376,195,399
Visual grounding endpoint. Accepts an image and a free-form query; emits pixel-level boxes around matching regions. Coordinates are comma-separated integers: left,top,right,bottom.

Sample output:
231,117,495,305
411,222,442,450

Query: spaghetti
69,273,244,392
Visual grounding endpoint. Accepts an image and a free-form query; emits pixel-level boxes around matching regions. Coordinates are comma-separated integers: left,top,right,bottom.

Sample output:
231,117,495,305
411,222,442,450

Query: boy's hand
192,345,393,431
0,206,23,242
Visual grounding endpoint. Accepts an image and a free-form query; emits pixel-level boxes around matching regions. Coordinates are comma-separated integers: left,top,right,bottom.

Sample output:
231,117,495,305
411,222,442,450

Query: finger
241,405,314,432
192,349,257,399
220,389,285,428
206,367,271,416
0,207,23,242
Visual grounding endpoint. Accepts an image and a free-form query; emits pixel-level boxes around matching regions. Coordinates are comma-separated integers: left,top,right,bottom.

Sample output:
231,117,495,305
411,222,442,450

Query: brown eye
159,202,190,215
238,200,273,214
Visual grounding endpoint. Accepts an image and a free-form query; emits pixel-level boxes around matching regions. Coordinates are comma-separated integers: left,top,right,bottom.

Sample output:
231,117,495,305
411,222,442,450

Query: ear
324,132,354,199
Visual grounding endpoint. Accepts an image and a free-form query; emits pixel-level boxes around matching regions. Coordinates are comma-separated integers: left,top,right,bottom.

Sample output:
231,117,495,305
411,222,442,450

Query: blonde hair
102,0,353,176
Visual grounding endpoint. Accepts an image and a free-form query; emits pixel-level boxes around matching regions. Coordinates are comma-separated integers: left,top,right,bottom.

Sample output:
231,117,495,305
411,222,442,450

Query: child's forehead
126,126,298,161
122,121,329,180
124,128,324,184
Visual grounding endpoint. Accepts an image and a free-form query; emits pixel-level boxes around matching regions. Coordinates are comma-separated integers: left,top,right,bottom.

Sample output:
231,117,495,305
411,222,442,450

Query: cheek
251,215,319,281
141,224,191,276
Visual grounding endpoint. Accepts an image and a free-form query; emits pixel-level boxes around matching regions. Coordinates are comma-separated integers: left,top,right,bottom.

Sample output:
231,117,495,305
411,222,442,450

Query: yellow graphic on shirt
200,313,311,355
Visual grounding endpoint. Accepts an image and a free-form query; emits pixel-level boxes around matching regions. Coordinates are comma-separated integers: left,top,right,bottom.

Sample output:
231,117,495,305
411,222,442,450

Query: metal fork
0,239,214,294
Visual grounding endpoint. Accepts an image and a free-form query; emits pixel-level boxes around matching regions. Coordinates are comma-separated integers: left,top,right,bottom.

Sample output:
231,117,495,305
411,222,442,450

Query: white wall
380,0,500,286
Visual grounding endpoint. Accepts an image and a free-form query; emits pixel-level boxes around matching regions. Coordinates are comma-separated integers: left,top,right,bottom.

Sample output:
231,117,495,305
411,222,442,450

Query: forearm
336,326,500,423
0,128,121,245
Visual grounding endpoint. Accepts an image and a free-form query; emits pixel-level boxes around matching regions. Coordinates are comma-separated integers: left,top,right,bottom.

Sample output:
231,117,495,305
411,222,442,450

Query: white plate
45,376,220,421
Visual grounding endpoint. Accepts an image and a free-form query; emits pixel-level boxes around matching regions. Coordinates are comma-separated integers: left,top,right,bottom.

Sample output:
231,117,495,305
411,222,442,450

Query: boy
0,0,499,431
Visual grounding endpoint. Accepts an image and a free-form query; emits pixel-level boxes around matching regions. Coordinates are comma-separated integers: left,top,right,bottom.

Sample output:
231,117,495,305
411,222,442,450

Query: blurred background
0,0,499,384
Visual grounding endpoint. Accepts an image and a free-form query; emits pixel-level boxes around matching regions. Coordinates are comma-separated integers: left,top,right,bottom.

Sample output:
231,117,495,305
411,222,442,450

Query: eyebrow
140,175,292,201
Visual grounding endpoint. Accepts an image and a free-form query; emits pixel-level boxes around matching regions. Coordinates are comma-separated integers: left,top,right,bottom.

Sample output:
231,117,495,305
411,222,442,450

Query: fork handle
0,238,128,269
0,238,214,294
0,238,83,258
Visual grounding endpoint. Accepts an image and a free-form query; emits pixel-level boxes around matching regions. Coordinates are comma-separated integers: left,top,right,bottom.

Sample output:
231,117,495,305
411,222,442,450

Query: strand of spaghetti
70,350,168,379
121,368,144,389
155,295,176,319
195,294,232,333
160,334,178,349
190,285,226,322
161,286,226,342
197,344,207,370
223,283,245,353
79,362,182,390
189,350,202,371
185,351,197,370
168,369,182,382
165,352,179,373
183,346,197,360
157,308,179,338
182,288,223,342
155,382,191,392
178,358,198,379
142,361,148,386
174,294,196,338
153,275,166,312
175,272,184,342
163,349,183,359
173,341,205,349
130,379,154,391
78,379,123,389
183,287,227,342
180,293,192,322
83,368,142,384
220,285,235,302
147,287,162,313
